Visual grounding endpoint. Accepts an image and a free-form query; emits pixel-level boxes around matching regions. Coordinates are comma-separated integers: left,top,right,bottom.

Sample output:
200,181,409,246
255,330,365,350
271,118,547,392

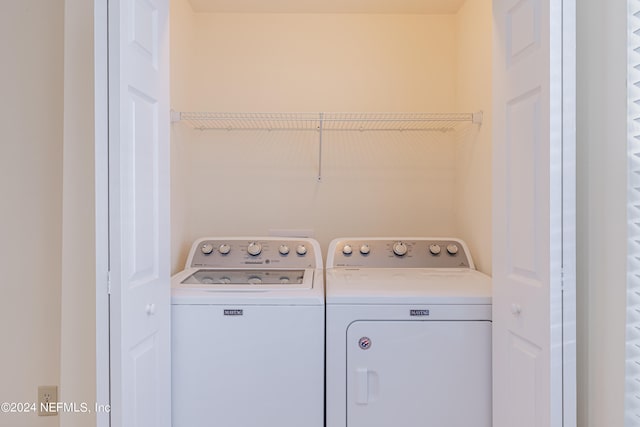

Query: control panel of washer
189,239,317,269
329,238,472,269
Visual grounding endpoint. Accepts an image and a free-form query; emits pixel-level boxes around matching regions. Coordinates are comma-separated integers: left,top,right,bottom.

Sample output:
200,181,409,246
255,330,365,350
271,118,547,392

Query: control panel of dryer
189,238,318,269
328,238,472,269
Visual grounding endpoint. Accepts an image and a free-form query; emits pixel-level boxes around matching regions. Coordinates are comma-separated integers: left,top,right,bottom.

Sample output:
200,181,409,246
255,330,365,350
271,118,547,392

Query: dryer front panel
346,320,491,427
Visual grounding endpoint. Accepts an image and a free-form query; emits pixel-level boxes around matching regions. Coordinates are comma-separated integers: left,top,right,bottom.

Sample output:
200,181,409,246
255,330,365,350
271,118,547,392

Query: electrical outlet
37,385,58,416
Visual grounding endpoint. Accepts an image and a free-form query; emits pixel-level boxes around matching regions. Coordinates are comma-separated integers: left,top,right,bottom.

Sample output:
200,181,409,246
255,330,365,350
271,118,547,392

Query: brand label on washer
410,309,430,317
223,309,244,316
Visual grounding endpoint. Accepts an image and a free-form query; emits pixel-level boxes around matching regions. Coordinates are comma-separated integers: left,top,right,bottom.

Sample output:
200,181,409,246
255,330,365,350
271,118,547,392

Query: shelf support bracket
472,111,483,125
317,112,324,182
170,110,182,123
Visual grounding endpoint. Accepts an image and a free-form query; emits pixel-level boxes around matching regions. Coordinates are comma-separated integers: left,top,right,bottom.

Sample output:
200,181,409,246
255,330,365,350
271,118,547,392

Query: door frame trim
561,0,577,425
95,0,110,426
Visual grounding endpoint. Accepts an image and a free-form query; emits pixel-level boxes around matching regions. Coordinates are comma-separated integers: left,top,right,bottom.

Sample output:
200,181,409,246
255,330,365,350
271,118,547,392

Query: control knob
342,245,353,255
296,245,308,256
360,244,371,255
393,242,408,256
247,242,262,256
247,276,262,285
429,244,441,255
218,244,231,255
201,243,214,255
279,244,290,255
446,244,459,255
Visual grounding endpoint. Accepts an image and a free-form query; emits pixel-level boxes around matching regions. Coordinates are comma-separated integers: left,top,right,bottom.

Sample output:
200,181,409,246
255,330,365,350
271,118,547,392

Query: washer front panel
327,238,472,269
172,304,324,427
172,237,325,427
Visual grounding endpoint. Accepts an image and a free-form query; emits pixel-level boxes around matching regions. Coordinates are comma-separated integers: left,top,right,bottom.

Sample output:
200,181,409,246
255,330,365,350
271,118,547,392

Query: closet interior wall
170,0,492,274
454,0,492,274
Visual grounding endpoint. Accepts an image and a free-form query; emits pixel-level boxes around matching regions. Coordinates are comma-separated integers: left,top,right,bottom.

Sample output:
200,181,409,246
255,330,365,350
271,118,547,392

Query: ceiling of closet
188,0,467,14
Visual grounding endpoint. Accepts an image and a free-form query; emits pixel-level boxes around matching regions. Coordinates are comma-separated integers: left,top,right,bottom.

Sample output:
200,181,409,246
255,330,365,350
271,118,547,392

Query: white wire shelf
172,111,483,132
171,111,483,181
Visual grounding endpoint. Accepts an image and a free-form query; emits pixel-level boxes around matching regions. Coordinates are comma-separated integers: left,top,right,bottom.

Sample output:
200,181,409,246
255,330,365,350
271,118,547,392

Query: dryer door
346,320,491,427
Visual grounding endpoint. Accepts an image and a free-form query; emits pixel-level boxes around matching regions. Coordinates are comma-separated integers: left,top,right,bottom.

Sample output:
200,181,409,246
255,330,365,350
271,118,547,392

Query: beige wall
577,0,627,425
0,2,64,427
170,10,469,271
0,1,98,426
171,0,197,112
189,13,457,112
59,0,97,425
454,0,492,274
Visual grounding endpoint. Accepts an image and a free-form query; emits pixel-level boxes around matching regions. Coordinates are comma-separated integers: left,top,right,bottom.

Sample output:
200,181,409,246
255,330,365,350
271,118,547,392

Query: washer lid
171,268,324,305
180,269,307,287
326,268,491,305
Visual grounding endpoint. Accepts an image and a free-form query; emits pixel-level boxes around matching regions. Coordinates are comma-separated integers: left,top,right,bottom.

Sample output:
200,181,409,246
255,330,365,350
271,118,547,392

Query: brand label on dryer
410,309,430,317
223,309,244,316
358,337,372,350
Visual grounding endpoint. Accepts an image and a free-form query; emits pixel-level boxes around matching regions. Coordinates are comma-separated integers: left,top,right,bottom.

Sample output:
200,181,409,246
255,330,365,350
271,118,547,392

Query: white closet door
492,0,574,426
108,0,171,425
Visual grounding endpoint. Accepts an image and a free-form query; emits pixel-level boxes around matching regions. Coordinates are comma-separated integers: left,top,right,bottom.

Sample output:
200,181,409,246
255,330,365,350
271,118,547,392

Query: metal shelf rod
185,127,459,132
172,111,483,182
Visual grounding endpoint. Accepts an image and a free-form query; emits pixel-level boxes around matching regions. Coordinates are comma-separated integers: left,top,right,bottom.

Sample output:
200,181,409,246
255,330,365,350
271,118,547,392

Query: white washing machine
325,237,492,427
171,237,324,427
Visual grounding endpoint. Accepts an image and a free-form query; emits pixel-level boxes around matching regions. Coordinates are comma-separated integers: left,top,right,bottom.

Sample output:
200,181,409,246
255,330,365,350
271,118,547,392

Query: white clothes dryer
171,237,324,427
325,238,492,427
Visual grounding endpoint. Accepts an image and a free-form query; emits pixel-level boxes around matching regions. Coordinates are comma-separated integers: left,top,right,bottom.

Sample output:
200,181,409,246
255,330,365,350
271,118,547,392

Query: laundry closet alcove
169,0,492,277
